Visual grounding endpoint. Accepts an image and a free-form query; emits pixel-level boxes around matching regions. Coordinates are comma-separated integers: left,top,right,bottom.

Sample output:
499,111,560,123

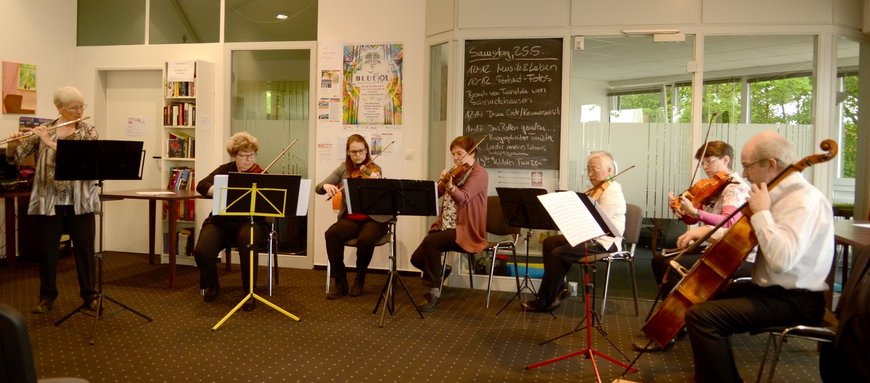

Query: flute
0,116,91,146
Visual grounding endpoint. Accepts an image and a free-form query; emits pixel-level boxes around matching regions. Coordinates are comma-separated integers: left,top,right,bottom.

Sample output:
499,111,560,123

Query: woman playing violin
315,134,391,299
410,135,489,312
524,151,626,313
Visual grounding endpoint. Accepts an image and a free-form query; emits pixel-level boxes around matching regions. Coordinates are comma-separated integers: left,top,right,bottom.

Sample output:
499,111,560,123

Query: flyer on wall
342,44,403,125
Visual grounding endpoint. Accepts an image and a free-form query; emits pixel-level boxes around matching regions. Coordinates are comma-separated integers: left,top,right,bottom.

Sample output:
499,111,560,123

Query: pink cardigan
430,163,489,254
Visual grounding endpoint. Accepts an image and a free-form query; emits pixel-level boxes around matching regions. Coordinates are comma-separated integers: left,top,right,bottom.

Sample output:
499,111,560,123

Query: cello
641,139,838,348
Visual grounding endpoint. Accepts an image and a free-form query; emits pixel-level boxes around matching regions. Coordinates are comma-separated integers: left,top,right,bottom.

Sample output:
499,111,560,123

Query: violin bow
441,136,487,181
326,140,395,201
686,111,719,189
585,165,635,195
262,138,299,173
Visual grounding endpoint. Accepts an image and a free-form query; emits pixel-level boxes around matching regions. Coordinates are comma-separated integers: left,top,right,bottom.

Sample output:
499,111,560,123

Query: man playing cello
678,131,834,383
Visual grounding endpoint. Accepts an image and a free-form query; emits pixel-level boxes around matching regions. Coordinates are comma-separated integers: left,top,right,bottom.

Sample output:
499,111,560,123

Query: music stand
211,172,301,331
343,178,438,327
494,187,558,318
53,140,151,345
524,191,636,382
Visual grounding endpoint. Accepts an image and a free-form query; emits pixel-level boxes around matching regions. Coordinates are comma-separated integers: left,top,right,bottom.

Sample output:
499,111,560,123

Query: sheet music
211,174,228,215
537,191,605,247
296,179,311,216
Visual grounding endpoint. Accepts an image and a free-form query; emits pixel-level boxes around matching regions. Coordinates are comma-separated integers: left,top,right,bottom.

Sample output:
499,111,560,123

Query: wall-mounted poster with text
342,44,403,125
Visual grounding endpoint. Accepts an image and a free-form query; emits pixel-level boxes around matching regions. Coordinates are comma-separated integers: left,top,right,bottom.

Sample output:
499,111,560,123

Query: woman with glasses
635,140,753,352
193,132,267,311
316,134,390,299
410,135,489,312
6,86,98,314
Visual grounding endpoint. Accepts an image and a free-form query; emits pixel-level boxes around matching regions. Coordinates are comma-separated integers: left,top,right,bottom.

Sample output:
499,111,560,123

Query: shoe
632,338,675,352
442,265,452,280
84,298,99,312
349,274,366,297
31,298,54,314
418,293,439,312
547,287,571,310
203,285,220,302
242,298,256,312
327,281,348,300
521,299,549,312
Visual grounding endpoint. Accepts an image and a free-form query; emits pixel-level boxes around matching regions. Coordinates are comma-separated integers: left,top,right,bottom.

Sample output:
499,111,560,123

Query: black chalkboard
463,38,562,170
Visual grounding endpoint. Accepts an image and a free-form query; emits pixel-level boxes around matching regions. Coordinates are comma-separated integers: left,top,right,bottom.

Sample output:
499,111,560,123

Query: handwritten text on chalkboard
464,38,562,169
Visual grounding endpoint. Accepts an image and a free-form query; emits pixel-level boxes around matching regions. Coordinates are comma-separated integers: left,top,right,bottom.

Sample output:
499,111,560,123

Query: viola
641,139,838,349
585,179,610,200
670,171,732,212
437,162,471,190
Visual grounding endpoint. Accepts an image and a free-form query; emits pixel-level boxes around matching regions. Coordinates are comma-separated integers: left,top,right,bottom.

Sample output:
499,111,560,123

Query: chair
576,203,642,317
0,304,88,383
439,196,522,307
753,310,837,383
324,230,391,293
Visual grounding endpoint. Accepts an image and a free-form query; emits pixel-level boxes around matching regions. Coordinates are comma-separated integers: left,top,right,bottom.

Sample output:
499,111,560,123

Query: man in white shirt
679,131,834,383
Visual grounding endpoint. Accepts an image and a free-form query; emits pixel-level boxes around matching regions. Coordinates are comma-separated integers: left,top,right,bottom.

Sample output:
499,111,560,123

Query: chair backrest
486,196,521,237
0,304,38,383
622,203,643,245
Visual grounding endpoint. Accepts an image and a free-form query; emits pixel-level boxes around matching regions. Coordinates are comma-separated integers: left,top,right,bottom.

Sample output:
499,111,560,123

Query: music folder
537,191,620,247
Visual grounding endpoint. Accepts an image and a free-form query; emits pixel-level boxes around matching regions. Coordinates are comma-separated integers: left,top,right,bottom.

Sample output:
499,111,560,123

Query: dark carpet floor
0,251,825,382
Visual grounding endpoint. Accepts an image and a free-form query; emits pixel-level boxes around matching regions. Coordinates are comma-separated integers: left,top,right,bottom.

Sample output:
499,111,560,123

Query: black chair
0,304,88,383
440,196,522,307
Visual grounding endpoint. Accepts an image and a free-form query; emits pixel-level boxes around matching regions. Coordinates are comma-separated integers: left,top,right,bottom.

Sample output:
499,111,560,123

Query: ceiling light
622,29,679,35
276,13,288,20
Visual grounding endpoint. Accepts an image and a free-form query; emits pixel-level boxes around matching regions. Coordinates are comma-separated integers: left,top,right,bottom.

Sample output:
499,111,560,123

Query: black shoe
31,298,54,314
521,299,549,312
327,281,348,300
418,293,439,312
84,298,99,312
349,274,365,297
548,287,571,310
632,338,675,352
242,298,256,312
203,285,220,302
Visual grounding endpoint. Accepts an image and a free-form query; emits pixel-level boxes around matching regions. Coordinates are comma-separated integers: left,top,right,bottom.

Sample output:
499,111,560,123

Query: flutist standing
6,86,99,314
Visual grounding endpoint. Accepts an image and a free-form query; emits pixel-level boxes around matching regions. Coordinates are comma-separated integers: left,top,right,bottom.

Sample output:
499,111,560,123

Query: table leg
149,200,156,265
5,197,15,268
167,200,177,288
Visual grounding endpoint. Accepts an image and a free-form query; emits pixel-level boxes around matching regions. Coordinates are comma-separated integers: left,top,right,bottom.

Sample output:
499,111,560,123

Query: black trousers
193,217,265,293
686,282,825,383
324,218,388,283
410,229,465,288
34,206,97,302
539,234,609,307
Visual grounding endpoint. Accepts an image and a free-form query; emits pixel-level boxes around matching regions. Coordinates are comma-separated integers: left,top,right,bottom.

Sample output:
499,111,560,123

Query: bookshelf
161,60,213,263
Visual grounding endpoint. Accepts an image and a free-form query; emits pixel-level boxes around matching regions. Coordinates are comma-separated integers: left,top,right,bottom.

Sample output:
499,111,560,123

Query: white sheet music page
296,179,312,216
537,191,604,247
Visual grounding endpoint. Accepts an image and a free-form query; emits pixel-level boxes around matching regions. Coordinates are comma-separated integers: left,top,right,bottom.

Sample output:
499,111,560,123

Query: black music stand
494,187,558,318
524,191,636,382
53,140,151,345
344,178,438,327
211,172,301,330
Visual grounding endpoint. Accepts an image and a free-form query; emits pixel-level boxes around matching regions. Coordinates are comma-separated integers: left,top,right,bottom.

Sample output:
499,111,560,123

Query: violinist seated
523,151,626,313
410,135,489,312
316,134,392,299
193,132,269,312
682,131,834,383
635,140,754,352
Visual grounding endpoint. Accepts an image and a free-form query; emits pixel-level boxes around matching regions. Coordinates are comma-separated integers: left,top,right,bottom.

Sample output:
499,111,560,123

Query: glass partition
149,0,220,44
225,0,317,42
834,36,860,213
231,49,311,254
78,0,146,46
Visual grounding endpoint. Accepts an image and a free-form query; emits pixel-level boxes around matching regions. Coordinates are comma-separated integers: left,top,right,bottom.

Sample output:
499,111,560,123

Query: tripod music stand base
212,292,300,331
373,270,424,327
55,293,153,345
525,348,638,375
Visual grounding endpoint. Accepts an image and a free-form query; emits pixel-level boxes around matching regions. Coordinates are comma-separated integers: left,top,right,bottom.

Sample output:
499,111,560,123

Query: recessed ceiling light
276,13,288,20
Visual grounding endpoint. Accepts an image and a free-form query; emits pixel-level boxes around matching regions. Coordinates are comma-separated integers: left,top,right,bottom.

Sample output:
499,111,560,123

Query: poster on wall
342,44,403,125
2,61,37,114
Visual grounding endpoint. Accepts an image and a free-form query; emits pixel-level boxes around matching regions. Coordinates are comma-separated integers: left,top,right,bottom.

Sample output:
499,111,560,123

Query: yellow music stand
212,180,300,331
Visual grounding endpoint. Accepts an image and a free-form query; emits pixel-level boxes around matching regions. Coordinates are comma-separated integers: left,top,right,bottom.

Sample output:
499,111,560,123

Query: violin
437,162,471,190
583,165,635,200
670,171,732,212
332,162,383,210
641,139,838,349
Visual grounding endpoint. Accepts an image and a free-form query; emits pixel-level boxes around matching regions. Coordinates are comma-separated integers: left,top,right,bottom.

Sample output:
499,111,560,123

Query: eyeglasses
586,167,602,173
236,152,256,160
348,149,367,156
701,157,721,166
741,158,769,170
65,104,86,112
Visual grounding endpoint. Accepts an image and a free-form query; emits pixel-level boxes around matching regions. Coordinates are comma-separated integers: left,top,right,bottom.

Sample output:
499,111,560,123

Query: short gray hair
588,150,615,171
751,131,794,171
53,86,84,109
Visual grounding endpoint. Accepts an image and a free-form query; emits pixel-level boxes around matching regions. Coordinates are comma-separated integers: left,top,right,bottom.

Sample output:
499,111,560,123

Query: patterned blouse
7,120,100,216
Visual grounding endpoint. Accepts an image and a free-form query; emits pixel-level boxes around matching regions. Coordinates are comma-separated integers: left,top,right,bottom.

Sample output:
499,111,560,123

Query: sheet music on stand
212,174,311,216
537,191,620,247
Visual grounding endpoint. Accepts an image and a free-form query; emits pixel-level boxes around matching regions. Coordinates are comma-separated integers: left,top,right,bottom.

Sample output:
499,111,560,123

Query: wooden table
101,189,201,288
834,219,870,285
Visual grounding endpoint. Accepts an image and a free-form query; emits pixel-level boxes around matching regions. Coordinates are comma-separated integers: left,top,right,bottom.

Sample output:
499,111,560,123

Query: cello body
642,139,838,348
